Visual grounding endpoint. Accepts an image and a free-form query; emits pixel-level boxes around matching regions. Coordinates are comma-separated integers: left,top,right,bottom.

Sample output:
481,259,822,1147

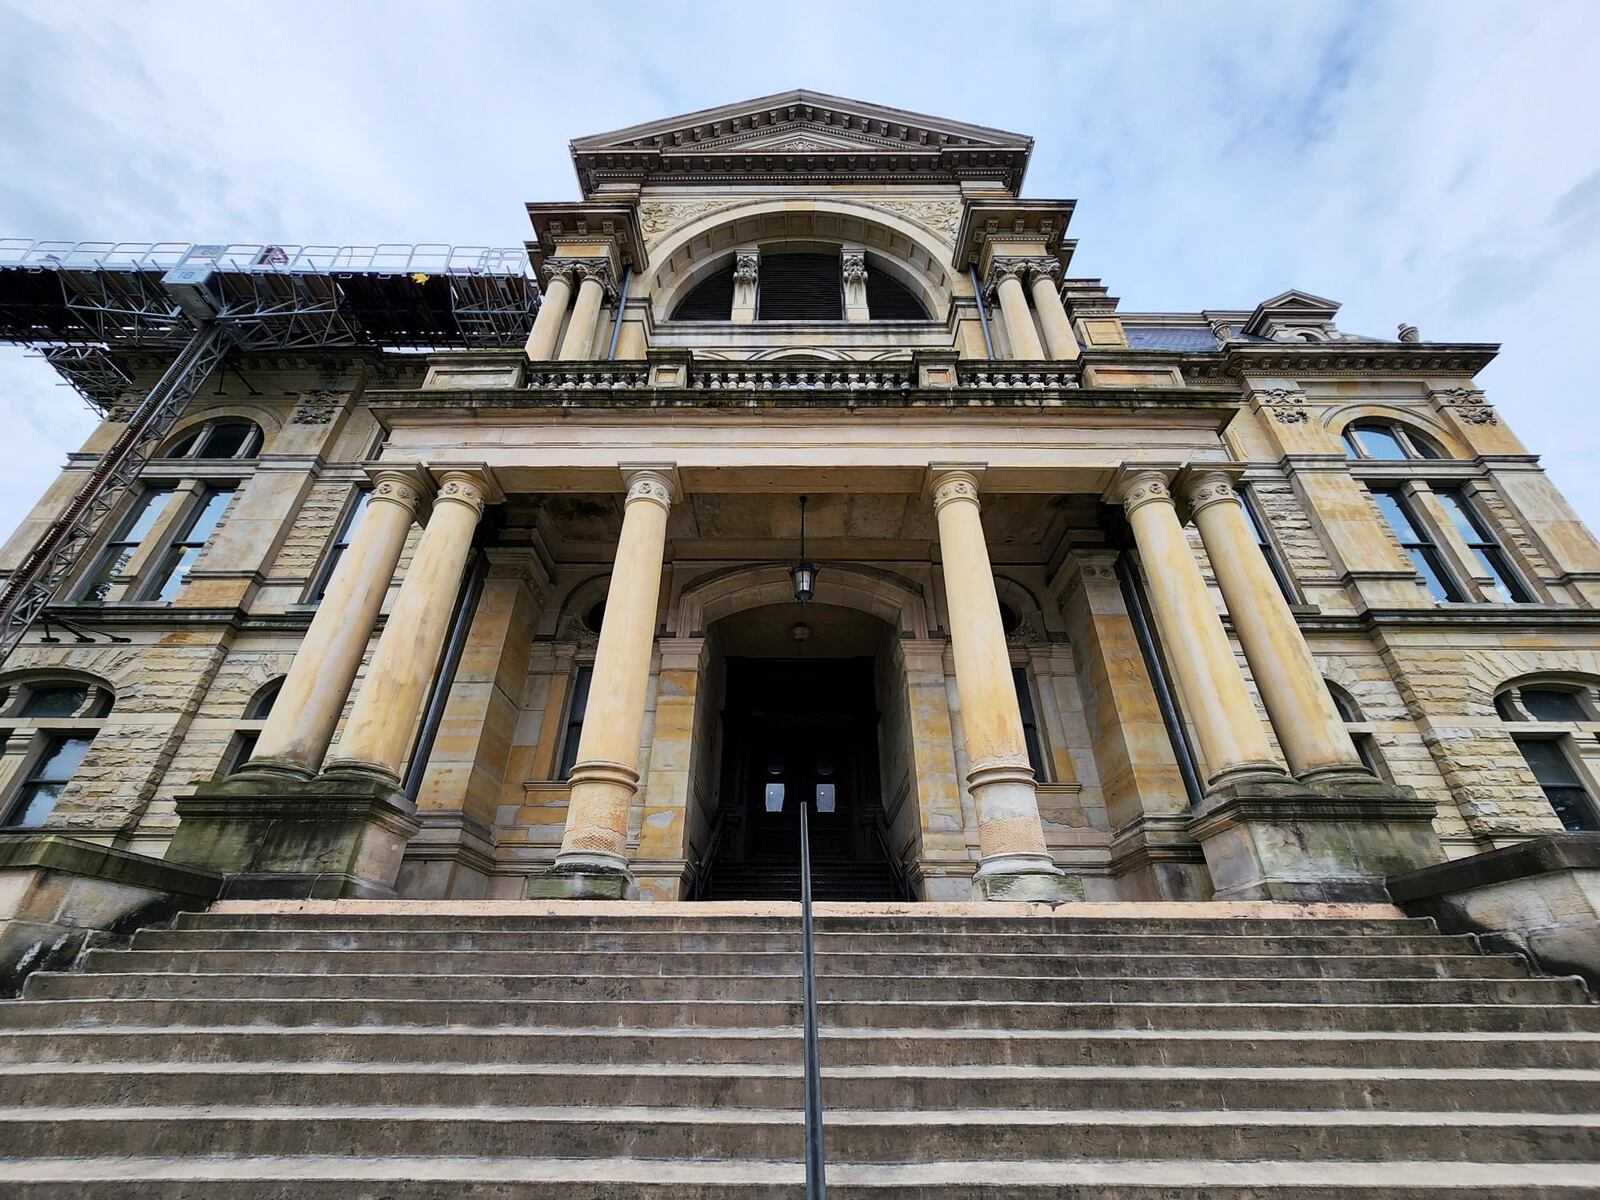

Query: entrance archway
695,600,909,901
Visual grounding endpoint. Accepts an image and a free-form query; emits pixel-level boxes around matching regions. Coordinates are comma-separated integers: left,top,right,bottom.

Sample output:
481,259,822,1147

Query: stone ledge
0,833,222,900
1388,832,1600,904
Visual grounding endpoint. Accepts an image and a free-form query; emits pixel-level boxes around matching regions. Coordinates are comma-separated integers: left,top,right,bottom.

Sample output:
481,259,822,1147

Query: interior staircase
0,902,1596,1197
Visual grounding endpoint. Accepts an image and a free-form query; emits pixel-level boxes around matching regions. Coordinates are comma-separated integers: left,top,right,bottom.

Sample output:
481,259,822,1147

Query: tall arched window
0,677,116,827
225,679,284,776
1496,679,1600,831
1326,681,1384,777
668,250,929,322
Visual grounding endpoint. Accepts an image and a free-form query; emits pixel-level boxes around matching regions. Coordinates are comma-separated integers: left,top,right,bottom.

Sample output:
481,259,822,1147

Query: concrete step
134,926,1485,956
4,1026,1594,1070
2,1155,1597,1199
79,945,1537,981
2,1060,1597,1113
2,1103,1597,1162
1,995,1597,1033
176,911,1442,936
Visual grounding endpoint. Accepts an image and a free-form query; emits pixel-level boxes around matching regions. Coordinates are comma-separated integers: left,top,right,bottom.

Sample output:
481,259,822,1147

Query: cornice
1217,342,1500,377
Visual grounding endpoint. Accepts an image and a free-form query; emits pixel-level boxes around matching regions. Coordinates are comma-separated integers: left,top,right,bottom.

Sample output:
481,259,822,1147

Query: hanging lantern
789,495,818,604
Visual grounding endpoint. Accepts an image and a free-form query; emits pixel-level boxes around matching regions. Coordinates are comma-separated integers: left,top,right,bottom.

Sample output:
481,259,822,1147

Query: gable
570,90,1033,196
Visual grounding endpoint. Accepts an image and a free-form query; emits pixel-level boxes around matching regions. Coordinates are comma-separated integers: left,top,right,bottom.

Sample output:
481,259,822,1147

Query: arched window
1341,420,1443,461
1326,681,1384,777
0,677,116,827
166,418,263,460
1495,680,1600,832
668,250,929,322
225,679,283,775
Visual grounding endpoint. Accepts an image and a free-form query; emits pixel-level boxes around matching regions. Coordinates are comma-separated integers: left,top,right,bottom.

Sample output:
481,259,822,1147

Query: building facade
4,91,1600,907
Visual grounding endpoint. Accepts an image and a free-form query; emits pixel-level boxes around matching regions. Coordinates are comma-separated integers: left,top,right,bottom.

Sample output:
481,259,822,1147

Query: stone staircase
0,901,1597,1197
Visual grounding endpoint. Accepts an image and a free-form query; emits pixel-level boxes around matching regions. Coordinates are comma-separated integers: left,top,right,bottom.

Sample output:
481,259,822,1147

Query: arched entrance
695,600,909,901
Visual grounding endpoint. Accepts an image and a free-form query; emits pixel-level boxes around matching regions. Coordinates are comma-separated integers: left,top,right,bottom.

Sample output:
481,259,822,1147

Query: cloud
2,0,1597,536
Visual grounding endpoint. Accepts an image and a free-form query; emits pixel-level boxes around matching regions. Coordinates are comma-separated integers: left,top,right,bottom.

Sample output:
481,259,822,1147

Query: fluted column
1180,469,1367,781
931,469,1062,886
991,261,1045,360
323,468,498,786
1115,469,1282,787
554,468,675,876
557,262,611,361
524,264,574,361
247,467,427,779
1028,262,1080,361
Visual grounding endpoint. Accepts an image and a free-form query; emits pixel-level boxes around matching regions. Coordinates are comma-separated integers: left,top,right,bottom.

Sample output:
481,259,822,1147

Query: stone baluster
931,469,1071,900
557,262,613,361
323,467,500,787
538,468,676,898
1027,262,1081,361
525,263,575,362
1178,469,1368,781
245,466,428,779
1114,469,1283,787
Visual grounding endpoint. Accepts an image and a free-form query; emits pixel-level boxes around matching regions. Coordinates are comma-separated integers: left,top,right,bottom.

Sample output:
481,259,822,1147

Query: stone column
1028,262,1081,361
1114,469,1282,786
536,468,675,898
247,467,428,779
557,262,611,361
524,264,574,362
931,469,1071,900
1180,469,1367,782
990,261,1045,360
323,468,499,787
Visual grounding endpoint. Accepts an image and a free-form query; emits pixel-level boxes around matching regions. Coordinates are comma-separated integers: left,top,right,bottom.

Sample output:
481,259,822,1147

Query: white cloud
2,0,1597,536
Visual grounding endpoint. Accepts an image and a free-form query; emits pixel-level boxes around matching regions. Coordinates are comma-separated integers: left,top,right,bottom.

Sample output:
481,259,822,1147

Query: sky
2,0,1598,537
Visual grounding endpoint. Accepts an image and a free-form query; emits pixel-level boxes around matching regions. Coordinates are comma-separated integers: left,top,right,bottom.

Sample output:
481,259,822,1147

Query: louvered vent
757,254,843,321
671,267,736,321
865,270,930,319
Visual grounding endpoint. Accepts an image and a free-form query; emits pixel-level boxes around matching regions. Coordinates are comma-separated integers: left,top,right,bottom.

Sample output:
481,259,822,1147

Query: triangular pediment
570,90,1033,196
1243,288,1342,336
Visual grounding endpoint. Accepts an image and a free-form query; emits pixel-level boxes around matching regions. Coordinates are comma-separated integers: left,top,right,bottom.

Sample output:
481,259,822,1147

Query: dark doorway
701,657,905,901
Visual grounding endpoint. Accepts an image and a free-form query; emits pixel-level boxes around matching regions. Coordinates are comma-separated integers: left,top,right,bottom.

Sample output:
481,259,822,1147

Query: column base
525,862,639,901
1109,813,1214,901
168,773,420,900
1189,775,1444,902
971,854,1084,903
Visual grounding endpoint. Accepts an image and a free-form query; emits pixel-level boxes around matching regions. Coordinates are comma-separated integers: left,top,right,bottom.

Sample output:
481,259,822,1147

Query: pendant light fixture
789,494,818,604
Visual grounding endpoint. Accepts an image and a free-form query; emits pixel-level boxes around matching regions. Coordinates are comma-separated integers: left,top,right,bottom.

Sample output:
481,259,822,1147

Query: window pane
1373,491,1421,542
185,490,234,542
557,667,594,780
9,783,64,828
1494,693,1522,722
339,491,370,546
1517,738,1583,786
1521,689,1588,723
167,430,200,458
228,730,260,774
1352,426,1408,460
1472,549,1528,603
20,686,87,718
151,546,200,602
1437,491,1484,544
1546,786,1600,832
196,422,255,459
123,488,175,541
32,735,92,783
249,683,282,720
1012,666,1046,781
1407,548,1458,602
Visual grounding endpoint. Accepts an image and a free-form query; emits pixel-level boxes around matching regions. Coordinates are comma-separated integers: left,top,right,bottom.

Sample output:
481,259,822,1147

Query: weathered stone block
1190,776,1444,902
0,833,221,995
1389,832,1600,988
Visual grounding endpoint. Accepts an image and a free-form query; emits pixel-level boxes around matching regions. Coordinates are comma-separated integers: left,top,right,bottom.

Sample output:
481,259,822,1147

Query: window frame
0,678,115,829
163,418,263,461
1342,420,1443,462
556,663,595,782
1368,485,1466,603
1325,681,1387,779
1011,665,1049,783
1237,483,1299,603
1433,486,1532,604
307,485,372,603
139,485,237,602
1495,681,1600,832
1511,734,1600,832
224,679,284,776
76,484,178,601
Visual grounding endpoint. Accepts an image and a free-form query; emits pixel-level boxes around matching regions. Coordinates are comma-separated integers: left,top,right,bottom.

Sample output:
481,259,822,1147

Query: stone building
3,88,1599,912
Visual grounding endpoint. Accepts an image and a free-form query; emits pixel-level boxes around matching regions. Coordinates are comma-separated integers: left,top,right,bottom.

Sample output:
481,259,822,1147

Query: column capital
1106,465,1179,514
541,258,579,287
363,463,433,518
1173,464,1246,521
1052,549,1122,598
982,255,1052,299
622,464,678,510
429,463,505,516
928,466,985,513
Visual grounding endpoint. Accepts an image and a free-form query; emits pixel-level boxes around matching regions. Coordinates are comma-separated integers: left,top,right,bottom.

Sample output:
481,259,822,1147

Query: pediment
1242,288,1342,336
570,90,1033,196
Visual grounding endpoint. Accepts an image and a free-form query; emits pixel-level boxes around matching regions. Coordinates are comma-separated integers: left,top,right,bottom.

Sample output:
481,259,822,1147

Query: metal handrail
871,814,915,902
798,799,827,1198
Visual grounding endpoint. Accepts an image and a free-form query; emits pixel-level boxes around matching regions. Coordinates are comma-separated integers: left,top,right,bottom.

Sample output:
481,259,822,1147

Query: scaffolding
0,237,541,662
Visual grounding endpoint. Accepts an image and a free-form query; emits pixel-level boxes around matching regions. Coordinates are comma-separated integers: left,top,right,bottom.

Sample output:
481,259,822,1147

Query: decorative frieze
1250,386,1310,424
